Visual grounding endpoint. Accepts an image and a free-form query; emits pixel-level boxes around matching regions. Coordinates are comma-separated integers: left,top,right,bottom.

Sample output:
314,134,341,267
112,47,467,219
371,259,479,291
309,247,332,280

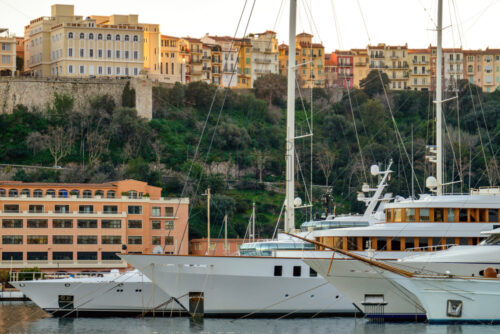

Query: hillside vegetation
1,73,499,239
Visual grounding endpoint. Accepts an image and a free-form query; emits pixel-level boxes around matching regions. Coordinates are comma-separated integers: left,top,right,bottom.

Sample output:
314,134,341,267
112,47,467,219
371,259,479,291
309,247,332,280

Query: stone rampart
0,77,152,119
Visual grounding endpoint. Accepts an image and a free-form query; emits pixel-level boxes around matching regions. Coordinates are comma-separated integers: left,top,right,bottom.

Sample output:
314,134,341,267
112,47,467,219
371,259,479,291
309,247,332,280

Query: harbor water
0,302,498,334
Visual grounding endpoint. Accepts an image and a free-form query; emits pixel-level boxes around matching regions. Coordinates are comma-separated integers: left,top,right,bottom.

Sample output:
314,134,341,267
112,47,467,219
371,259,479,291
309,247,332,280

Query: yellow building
0,28,16,76
277,33,325,88
201,44,212,84
352,48,369,88
385,44,409,90
182,37,203,83
24,4,147,78
142,23,160,77
408,48,432,91
210,44,222,86
236,37,252,88
160,35,184,84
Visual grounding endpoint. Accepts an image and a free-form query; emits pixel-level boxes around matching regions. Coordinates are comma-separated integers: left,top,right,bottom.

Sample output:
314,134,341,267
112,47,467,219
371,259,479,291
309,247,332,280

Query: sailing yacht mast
285,0,297,232
436,0,443,195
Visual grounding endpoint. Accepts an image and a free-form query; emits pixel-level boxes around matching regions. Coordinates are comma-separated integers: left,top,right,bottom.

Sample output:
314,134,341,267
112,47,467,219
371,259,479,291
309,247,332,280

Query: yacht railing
404,244,457,253
10,271,113,282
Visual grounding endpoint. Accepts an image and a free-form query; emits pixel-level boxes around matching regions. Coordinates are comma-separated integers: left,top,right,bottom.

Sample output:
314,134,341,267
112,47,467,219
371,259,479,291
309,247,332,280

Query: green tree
360,70,390,97
122,81,136,108
254,73,287,106
16,56,23,71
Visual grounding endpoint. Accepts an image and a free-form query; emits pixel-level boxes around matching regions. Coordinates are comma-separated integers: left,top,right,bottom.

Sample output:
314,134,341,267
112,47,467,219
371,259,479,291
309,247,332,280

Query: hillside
1,75,499,239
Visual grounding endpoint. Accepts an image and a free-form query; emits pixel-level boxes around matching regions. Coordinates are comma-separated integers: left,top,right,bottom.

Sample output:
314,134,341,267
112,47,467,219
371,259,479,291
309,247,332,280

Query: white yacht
10,270,183,317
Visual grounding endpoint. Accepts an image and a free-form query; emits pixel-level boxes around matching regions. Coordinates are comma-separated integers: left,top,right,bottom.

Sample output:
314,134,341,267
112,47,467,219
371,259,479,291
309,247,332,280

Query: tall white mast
436,0,443,195
285,0,297,233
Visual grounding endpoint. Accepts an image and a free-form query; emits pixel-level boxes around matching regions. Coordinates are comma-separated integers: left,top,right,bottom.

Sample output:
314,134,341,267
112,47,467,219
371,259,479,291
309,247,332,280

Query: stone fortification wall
0,77,152,119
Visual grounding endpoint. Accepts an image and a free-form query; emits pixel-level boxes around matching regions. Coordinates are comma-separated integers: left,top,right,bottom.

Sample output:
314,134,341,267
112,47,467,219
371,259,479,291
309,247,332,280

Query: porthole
64,283,70,287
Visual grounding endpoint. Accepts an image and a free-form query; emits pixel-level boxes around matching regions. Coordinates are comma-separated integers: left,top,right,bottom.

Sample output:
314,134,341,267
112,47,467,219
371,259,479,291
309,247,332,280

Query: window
124,35,129,41
152,207,161,217
115,34,120,41
419,208,430,222
459,209,468,222
98,66,103,74
2,252,22,261
107,50,111,58
2,219,22,228
309,268,317,277
58,189,68,198
54,205,69,214
27,219,48,228
165,221,174,230
107,34,111,40
78,252,97,260
33,189,43,197
29,205,44,213
116,50,120,59
20,189,30,197
133,35,138,42
152,236,161,245
405,237,415,250
128,236,142,245
447,209,456,222
79,65,85,74
125,50,129,59
98,49,103,58
27,252,48,261
68,65,73,74
102,220,121,228
434,208,444,222
389,237,401,251
79,49,84,57
134,51,138,59
116,67,120,75
103,205,118,214
406,208,415,222
489,209,499,223
89,49,94,58
77,220,97,228
8,189,18,197
68,32,73,39
165,236,174,245
53,219,72,228
102,236,121,244
53,235,73,244
128,206,142,214
293,266,302,277
128,220,142,228
4,204,19,213
274,265,283,277
77,236,97,244
2,236,23,244
27,235,48,244
88,33,94,40
53,252,73,260
102,252,120,261
107,190,116,198
98,33,102,40
79,33,84,39
152,221,161,229
79,205,94,214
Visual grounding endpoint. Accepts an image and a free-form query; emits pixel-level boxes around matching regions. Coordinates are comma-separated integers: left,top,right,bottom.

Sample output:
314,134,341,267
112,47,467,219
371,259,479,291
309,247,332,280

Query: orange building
190,238,246,256
0,179,189,271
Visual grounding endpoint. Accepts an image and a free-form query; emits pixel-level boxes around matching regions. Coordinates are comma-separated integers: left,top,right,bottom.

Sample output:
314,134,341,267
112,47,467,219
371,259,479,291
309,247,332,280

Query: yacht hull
121,254,356,317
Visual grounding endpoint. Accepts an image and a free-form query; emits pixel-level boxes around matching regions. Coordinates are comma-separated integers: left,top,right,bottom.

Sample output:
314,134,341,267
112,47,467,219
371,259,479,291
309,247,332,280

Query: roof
256,30,276,35
183,37,201,43
207,35,234,42
161,34,179,40
297,32,313,37
408,49,430,54
0,181,116,188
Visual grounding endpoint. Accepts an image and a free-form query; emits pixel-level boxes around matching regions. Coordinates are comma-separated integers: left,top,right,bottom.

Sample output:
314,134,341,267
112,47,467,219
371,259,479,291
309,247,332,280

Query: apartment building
201,44,212,84
182,37,203,83
0,28,16,76
0,179,189,271
210,44,222,86
443,48,463,92
24,4,145,78
324,52,337,88
248,31,279,86
464,48,500,92
336,50,353,89
142,23,160,77
160,35,183,83
201,35,238,88
236,37,252,88
351,49,368,88
408,48,431,91
385,44,408,90
278,33,325,88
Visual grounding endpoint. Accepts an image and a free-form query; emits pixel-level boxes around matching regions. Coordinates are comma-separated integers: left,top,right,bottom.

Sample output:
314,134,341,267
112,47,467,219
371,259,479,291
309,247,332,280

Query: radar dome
370,165,380,176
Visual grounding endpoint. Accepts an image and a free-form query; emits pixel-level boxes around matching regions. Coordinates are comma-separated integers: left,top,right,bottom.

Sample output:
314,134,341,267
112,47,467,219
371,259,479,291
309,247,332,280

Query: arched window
33,189,43,198
89,33,94,40
107,190,116,199
20,189,30,197
128,190,138,199
8,189,18,197
95,190,104,197
46,189,56,198
115,34,120,41
0,188,6,197
133,35,138,42
79,33,84,39
124,35,129,41
70,189,80,197
82,190,92,198
107,34,111,40
68,32,73,39
58,189,68,198
98,33,103,40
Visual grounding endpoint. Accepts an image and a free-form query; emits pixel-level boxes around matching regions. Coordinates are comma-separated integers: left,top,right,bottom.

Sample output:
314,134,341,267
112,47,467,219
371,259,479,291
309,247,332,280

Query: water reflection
0,303,496,334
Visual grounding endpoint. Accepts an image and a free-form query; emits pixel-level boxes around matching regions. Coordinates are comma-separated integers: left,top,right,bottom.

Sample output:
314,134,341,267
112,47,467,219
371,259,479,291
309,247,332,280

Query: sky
1,0,499,52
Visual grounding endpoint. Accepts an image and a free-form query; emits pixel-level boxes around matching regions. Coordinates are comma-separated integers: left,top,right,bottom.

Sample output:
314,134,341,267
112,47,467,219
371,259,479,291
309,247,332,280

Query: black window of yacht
489,209,499,223
459,209,468,222
362,237,371,250
293,266,302,277
446,237,455,246
377,237,387,251
347,237,358,250
432,237,442,250
458,238,468,245
405,237,415,250
390,237,401,251
309,267,317,277
434,208,444,222
419,237,429,250
274,265,282,277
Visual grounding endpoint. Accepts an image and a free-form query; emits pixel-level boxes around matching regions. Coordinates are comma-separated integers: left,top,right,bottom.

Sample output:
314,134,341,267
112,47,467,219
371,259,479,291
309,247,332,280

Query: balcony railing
254,58,272,64
412,60,429,65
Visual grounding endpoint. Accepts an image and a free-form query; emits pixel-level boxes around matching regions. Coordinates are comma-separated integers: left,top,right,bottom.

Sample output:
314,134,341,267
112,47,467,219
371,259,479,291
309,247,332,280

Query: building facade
408,48,431,91
336,50,353,89
248,31,279,86
443,48,463,92
0,179,189,271
159,35,182,83
24,4,145,78
324,52,337,88
351,48,368,88
0,28,16,76
385,44,408,90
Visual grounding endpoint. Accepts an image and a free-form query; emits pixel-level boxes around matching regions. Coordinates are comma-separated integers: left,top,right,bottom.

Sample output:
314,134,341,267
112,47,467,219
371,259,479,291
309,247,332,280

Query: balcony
202,67,211,71
355,62,367,66
254,69,273,74
371,54,384,59
191,59,202,65
202,56,211,60
412,70,430,76
254,58,272,64
369,63,387,69
412,60,429,65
